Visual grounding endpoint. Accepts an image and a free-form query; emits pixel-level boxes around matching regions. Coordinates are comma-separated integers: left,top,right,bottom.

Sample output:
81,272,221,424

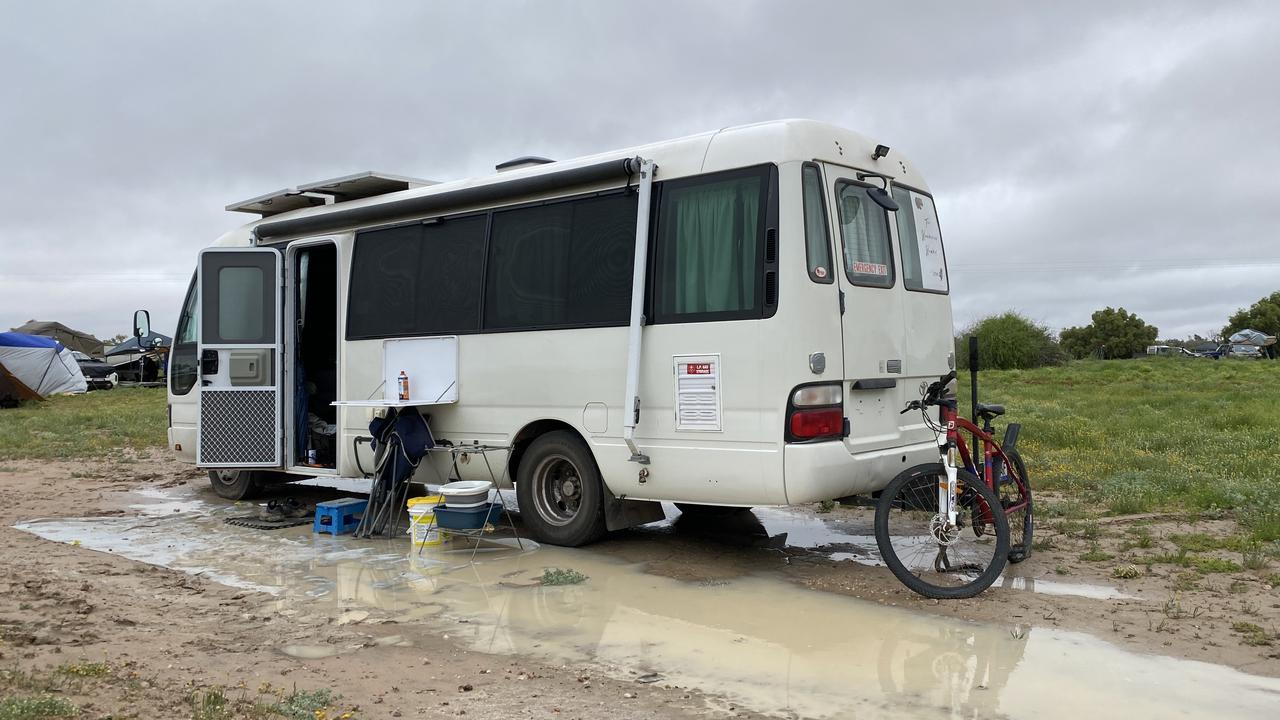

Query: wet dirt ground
3,455,1279,718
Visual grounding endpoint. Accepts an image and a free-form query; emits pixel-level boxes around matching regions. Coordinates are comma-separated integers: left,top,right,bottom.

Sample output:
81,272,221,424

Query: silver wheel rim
531,455,583,527
213,470,239,486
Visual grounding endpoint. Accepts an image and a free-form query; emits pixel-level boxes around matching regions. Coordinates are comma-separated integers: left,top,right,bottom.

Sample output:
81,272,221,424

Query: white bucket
407,496,445,547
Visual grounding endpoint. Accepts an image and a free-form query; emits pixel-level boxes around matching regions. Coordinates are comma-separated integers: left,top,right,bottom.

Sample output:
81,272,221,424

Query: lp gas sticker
674,354,722,432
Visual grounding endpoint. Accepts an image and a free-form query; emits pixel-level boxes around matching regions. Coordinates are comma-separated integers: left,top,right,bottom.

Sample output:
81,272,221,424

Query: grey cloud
1,0,1276,343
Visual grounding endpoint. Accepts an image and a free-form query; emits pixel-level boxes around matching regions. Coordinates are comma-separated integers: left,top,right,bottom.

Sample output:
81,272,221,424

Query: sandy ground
1,454,1277,718
0,453,761,720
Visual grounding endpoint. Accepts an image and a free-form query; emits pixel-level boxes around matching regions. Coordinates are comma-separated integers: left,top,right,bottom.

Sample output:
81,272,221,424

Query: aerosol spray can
397,370,410,401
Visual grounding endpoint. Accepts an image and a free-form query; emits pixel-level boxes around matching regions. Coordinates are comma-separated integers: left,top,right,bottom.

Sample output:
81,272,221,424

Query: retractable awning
252,157,643,242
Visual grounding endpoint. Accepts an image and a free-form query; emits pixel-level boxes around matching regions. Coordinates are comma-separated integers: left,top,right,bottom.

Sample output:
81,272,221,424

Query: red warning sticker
851,261,889,276
686,363,713,375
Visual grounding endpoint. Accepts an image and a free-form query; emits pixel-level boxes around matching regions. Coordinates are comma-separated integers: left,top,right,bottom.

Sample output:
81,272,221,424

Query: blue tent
0,332,87,402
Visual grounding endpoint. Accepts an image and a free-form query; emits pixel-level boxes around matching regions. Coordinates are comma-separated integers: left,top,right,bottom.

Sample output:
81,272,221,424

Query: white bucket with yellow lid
407,495,445,546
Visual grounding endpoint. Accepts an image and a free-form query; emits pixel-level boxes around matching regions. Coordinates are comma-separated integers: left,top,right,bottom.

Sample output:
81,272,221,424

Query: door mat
224,515,312,530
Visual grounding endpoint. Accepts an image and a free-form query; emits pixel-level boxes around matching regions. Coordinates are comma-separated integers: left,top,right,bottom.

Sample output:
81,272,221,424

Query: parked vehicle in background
1228,344,1264,359
71,350,118,390
1192,342,1223,358
1145,345,1199,358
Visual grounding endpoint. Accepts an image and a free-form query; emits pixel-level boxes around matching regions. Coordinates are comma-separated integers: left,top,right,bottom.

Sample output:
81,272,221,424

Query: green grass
961,359,1280,541
54,662,110,679
269,688,336,720
1231,621,1274,647
1078,543,1114,562
540,568,588,586
0,388,166,461
0,694,77,720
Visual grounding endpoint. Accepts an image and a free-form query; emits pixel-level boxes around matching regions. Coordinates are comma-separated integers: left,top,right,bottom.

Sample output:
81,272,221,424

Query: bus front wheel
516,431,607,547
208,469,261,500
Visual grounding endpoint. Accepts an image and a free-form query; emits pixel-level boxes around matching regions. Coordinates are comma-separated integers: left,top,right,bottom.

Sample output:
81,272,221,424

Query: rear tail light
790,408,843,439
792,385,842,407
786,383,845,441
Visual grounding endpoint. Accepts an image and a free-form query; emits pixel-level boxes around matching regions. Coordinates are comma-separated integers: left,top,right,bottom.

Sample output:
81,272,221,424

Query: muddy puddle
16,486,1280,719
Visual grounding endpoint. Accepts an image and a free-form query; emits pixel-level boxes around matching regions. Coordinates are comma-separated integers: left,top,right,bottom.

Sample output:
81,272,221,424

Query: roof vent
495,156,554,172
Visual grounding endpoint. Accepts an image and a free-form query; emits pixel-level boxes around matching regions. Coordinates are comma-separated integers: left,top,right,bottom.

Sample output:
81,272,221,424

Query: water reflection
15,487,1280,720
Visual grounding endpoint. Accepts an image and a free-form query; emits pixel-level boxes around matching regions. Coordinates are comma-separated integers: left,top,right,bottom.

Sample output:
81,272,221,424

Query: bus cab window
170,275,199,395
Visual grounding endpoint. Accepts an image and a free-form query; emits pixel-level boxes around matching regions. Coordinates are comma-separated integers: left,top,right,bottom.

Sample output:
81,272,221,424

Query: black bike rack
968,336,980,424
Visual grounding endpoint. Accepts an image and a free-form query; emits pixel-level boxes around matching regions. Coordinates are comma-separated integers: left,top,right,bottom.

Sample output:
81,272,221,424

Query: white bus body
163,120,955,545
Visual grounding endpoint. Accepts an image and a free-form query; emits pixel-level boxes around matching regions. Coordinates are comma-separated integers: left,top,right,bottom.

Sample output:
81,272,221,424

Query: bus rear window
834,182,894,288
892,186,948,293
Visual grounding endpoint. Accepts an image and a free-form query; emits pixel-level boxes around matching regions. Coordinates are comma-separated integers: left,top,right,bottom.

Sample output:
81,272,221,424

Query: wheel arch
507,418,664,533
507,418,592,484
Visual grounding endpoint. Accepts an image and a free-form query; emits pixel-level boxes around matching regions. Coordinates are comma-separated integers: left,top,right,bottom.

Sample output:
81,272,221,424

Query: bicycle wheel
875,464,1010,600
995,450,1033,564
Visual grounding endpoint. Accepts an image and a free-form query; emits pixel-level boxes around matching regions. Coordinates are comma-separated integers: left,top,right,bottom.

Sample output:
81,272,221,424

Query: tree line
957,291,1280,370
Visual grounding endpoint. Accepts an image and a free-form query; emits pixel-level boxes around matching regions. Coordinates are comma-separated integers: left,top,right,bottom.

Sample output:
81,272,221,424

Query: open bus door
195,247,284,468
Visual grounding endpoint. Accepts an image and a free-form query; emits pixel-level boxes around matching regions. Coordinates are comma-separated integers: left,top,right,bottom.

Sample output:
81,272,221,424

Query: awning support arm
623,158,656,464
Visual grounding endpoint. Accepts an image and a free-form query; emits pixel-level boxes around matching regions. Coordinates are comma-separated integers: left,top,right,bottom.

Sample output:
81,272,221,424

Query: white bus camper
152,120,954,546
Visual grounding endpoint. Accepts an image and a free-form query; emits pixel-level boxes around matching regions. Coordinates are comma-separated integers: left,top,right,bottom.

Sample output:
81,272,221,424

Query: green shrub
956,312,1063,370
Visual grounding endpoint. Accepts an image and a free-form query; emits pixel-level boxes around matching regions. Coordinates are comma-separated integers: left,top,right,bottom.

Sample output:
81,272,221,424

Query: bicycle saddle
976,403,1006,418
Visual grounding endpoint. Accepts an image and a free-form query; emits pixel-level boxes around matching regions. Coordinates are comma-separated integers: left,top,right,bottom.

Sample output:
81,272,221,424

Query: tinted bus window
484,193,636,330
347,216,486,339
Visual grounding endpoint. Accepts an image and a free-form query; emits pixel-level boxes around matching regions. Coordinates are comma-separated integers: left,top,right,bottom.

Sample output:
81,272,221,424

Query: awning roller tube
253,156,644,242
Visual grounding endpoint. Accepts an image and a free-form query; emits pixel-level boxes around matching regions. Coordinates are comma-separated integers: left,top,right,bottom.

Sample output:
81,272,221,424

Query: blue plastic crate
433,502,503,530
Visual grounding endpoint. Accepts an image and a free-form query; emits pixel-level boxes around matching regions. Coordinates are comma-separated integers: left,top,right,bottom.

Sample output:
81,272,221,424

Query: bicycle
873,371,1033,599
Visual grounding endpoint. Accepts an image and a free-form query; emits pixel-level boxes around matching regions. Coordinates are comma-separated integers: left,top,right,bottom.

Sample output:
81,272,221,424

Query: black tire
874,464,1010,600
208,469,261,500
675,503,752,517
515,431,607,547
996,450,1034,564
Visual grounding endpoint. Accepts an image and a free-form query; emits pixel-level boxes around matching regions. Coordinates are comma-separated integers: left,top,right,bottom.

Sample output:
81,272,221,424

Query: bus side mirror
867,187,899,212
133,309,150,340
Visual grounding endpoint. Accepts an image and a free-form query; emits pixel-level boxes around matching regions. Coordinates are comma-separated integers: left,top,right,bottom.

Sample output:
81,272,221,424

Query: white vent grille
199,389,278,465
674,354,722,432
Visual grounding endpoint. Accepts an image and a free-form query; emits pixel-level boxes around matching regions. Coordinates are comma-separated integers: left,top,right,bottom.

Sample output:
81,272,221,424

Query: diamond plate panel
199,389,277,465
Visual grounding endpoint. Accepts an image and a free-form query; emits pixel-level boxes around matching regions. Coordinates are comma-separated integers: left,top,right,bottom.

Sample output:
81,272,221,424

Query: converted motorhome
155,120,954,546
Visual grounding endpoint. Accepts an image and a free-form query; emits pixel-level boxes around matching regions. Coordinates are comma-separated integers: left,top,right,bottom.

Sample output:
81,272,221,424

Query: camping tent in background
9,320,105,357
1227,329,1277,347
0,332,88,404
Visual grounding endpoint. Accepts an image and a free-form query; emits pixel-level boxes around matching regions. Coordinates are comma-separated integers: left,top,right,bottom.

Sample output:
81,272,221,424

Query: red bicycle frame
938,404,1031,518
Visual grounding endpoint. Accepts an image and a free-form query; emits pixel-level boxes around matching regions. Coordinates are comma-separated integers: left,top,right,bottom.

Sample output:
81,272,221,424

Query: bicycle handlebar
902,371,957,414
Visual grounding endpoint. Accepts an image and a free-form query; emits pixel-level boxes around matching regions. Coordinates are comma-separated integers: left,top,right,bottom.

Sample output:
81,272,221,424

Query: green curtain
666,177,760,314
838,185,891,285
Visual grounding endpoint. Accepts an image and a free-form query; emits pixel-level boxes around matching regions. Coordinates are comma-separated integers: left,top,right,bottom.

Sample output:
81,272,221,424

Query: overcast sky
2,1,1276,343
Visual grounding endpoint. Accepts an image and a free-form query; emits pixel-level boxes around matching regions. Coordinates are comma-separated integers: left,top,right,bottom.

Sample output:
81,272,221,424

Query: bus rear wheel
516,431,607,547
208,469,261,500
